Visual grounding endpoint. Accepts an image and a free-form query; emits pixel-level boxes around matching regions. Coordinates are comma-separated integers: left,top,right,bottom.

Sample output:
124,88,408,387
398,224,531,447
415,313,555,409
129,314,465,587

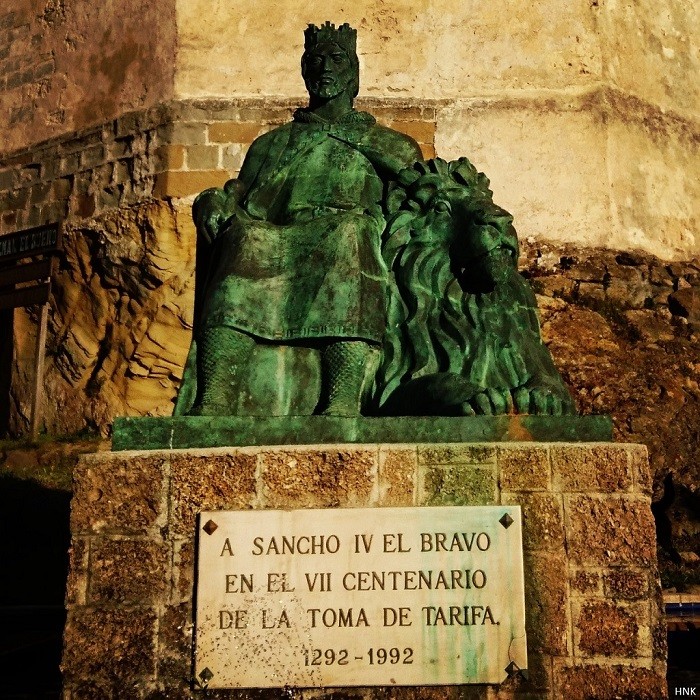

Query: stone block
570,569,601,596
156,603,194,688
169,450,257,537
60,153,80,175
39,157,60,180
501,492,564,551
417,444,496,466
65,537,89,605
260,447,377,508
51,176,72,199
524,552,569,655
163,122,207,146
154,144,185,171
63,679,121,700
186,144,220,170
420,143,436,159
111,159,131,184
172,537,195,603
71,453,168,535
80,144,105,169
220,143,246,172
387,119,436,144
603,568,648,600
115,111,144,139
91,163,112,189
63,607,157,684
629,445,652,495
153,169,228,198
364,103,437,123
421,465,496,506
498,445,550,491
652,596,668,663
550,444,632,492
107,136,133,159
377,446,417,506
208,121,261,143
553,664,666,700
29,180,51,204
565,495,656,566
42,197,69,223
574,600,640,657
88,538,169,604
25,203,42,226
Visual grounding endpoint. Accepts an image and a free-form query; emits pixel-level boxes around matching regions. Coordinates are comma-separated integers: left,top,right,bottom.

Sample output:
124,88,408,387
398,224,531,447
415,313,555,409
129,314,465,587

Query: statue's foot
186,402,231,417
461,388,514,416
513,385,575,416
318,404,360,418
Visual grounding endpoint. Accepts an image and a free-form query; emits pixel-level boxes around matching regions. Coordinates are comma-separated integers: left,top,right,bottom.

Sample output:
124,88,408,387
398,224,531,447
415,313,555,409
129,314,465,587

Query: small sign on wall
194,506,527,689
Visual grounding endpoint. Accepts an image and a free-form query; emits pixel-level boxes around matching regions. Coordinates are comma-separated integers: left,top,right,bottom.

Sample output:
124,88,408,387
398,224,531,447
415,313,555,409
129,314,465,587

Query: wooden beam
0,282,50,311
0,259,52,288
30,302,49,441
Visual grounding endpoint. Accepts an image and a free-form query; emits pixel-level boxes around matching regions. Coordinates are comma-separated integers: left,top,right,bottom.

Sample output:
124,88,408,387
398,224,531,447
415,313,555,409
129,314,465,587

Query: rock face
10,200,196,435
520,241,700,585
520,241,700,500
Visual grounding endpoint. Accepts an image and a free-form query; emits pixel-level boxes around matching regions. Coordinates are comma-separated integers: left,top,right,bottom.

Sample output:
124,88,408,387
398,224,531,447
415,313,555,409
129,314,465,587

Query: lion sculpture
373,157,575,417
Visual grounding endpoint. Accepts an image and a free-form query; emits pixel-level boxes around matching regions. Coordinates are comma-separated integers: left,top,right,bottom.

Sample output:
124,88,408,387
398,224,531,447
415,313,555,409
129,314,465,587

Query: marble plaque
194,506,527,689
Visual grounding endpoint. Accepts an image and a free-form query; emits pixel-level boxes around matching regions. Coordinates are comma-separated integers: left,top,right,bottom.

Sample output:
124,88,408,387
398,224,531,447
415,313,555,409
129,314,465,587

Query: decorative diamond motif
199,667,214,683
499,512,514,529
504,661,528,680
203,519,218,535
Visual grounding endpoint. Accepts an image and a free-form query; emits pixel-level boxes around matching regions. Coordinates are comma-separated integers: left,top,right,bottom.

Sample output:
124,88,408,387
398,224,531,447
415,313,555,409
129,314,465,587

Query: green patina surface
175,22,577,422
111,415,612,451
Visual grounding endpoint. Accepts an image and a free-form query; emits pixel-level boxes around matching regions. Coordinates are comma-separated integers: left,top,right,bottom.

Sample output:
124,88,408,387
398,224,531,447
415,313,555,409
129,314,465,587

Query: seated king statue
175,22,575,419
175,22,423,417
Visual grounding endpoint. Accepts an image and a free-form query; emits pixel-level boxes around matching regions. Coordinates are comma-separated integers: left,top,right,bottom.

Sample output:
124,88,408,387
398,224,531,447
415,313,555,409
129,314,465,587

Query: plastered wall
174,0,602,99
174,0,698,116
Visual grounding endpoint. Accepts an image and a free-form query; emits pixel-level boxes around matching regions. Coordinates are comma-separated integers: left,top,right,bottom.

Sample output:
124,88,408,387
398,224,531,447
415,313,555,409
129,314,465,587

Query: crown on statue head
304,22,357,55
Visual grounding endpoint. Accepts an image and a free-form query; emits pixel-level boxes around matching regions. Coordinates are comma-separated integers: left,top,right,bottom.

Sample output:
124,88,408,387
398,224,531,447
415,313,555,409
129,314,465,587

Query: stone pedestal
62,442,667,699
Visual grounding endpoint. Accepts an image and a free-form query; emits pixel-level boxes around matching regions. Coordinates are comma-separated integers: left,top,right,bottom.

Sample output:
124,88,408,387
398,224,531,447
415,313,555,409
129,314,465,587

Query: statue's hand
193,188,227,244
193,180,245,244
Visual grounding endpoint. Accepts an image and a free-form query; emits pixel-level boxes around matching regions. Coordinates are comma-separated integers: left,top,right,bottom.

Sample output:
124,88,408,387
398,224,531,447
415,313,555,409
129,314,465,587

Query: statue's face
303,41,356,100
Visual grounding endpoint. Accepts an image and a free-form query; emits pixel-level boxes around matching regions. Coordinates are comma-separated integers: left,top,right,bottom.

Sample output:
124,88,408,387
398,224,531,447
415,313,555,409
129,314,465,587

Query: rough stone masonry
63,441,666,699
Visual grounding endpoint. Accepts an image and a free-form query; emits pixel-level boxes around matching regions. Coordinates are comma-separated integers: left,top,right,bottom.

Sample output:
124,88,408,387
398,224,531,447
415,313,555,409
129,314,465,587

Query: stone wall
2,99,700,509
0,0,176,153
63,441,666,699
173,0,698,117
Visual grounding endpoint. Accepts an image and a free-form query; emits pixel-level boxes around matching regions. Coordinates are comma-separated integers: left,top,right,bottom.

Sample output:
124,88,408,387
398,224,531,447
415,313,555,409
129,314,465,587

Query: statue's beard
306,77,351,101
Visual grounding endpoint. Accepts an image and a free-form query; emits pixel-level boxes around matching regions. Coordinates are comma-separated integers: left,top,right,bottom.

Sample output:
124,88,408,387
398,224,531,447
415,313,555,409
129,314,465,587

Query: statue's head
301,22,360,101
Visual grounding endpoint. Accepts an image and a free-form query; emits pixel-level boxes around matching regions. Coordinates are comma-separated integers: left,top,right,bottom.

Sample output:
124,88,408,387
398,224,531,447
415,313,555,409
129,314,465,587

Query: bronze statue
175,22,574,418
